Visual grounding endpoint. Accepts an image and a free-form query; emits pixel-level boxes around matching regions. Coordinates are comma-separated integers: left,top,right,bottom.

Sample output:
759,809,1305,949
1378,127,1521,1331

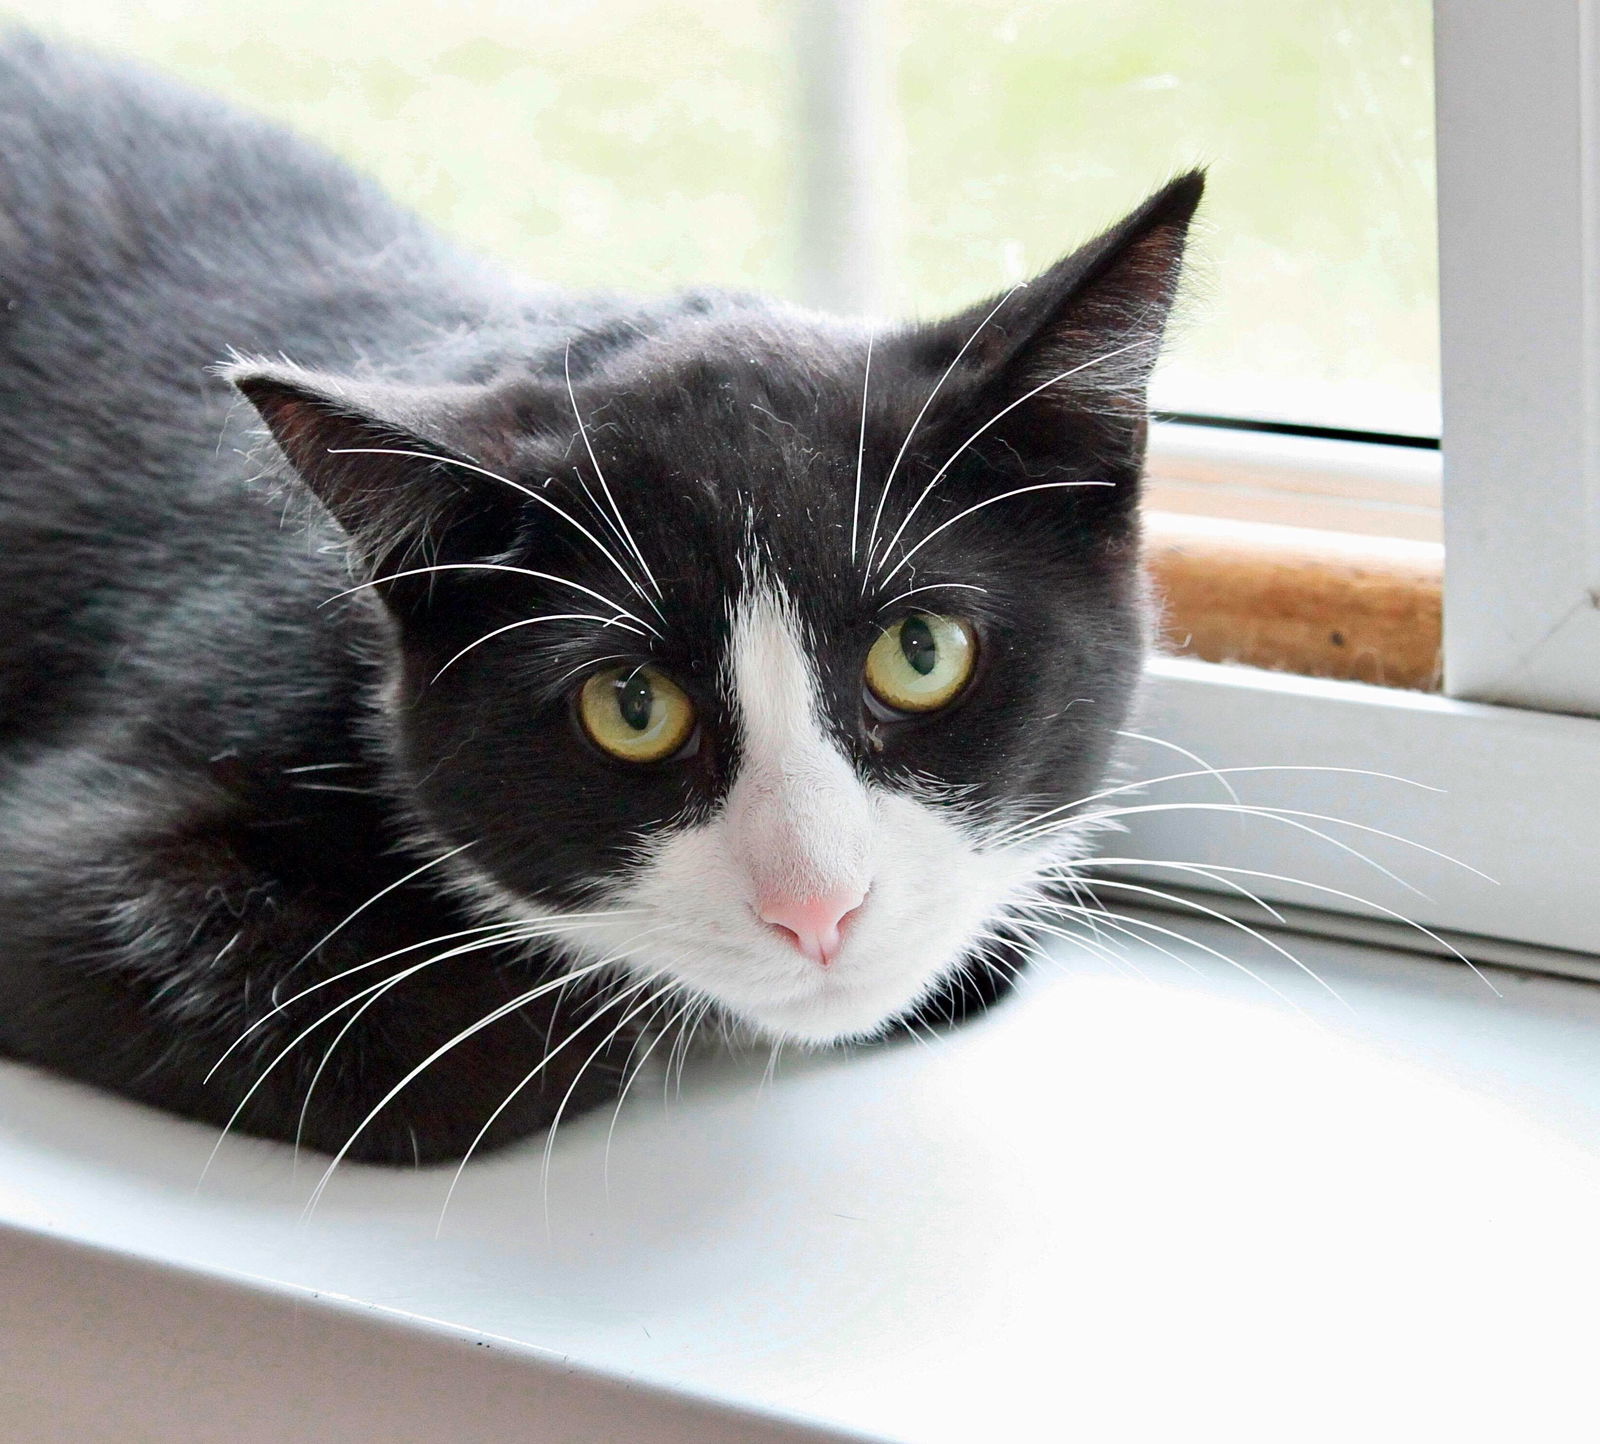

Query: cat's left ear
903,169,1204,481
226,362,523,576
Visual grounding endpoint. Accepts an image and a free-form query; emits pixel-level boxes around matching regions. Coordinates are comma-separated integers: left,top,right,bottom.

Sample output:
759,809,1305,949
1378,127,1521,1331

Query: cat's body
0,34,1199,1164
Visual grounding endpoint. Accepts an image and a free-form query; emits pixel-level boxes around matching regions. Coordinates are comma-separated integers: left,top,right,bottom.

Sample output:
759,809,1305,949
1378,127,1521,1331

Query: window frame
1433,0,1600,716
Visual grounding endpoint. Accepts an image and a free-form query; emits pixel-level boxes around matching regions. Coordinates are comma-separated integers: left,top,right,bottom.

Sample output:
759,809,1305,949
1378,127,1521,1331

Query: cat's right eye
577,665,696,763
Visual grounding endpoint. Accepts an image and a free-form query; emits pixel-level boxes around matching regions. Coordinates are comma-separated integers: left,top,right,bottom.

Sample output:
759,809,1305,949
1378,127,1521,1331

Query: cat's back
0,33,473,748
0,32,485,407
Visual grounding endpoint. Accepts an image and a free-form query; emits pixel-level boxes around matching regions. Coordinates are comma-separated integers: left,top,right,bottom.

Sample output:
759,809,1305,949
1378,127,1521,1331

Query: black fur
0,34,1200,1162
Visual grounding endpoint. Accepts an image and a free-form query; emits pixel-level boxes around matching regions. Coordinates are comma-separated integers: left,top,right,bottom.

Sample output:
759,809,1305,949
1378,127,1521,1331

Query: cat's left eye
864,613,977,714
578,665,696,763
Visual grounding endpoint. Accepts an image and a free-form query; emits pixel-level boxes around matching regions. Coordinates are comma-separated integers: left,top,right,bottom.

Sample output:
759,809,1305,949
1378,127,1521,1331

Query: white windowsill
6,920,1600,1442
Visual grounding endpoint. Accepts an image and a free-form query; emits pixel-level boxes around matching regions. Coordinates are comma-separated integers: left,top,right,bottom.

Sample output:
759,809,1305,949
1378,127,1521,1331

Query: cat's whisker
520,485,667,624
878,479,1115,589
431,611,642,683
968,931,1034,979
550,652,632,691
1021,902,1312,1015
1075,857,1287,925
256,918,533,1033
1023,800,1486,898
351,471,661,627
322,563,657,639
1114,729,1242,805
849,333,873,565
1043,873,1351,1007
601,1001,677,1204
654,996,694,1106
900,1016,943,1052
989,763,1442,851
326,442,665,625
679,996,716,1097
537,970,682,1232
289,971,415,1170
1008,913,1156,984
1079,856,1503,995
284,935,542,1170
201,922,565,1185
300,950,634,1218
1014,902,1202,981
862,286,1021,585
1028,877,1141,965
661,989,707,1105
760,1038,784,1093
871,334,1153,583
431,929,679,1234
563,341,663,606
875,580,989,613
285,914,617,1163
208,850,482,1083
287,841,476,990
600,987,682,1203
1032,909,1204,988
207,904,636,1083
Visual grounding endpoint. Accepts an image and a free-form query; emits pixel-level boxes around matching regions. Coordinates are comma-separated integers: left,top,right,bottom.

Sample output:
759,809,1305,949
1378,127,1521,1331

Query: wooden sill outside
1142,511,1444,691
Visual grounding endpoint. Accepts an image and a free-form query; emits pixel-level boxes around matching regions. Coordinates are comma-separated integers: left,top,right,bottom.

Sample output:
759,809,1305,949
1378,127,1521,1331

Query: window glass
11,0,1436,437
892,0,1439,437
14,0,793,296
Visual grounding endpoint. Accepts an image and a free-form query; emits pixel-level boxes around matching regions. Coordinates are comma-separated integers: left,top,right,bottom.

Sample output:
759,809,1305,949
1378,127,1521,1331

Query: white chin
709,970,946,1047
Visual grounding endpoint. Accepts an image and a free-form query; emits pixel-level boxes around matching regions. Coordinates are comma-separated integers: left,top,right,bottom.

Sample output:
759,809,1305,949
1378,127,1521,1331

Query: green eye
864,613,977,713
578,665,696,762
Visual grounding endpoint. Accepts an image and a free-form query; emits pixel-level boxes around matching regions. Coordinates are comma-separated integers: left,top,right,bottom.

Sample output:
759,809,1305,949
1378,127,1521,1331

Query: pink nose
759,889,865,967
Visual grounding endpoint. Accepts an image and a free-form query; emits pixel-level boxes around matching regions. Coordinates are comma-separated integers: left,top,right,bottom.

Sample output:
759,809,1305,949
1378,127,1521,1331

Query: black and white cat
0,34,1200,1164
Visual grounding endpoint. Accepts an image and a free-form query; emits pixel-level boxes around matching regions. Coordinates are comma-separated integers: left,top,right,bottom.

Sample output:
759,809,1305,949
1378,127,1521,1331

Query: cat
0,32,1200,1166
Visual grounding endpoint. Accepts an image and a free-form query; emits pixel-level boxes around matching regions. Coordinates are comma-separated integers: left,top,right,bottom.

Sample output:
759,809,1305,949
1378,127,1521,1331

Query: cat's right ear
226,362,523,578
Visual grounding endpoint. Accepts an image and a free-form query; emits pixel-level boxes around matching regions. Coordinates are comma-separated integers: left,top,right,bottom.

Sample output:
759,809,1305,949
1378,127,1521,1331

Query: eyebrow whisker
564,340,665,613
850,333,874,565
862,285,1021,588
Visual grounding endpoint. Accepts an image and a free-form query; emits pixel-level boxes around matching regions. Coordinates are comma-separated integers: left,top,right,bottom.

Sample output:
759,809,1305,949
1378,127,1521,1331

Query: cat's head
232,173,1201,1044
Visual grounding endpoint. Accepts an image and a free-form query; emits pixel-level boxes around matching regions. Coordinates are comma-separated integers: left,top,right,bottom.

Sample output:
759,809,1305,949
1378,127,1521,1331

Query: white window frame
800,0,1600,962
1434,0,1600,716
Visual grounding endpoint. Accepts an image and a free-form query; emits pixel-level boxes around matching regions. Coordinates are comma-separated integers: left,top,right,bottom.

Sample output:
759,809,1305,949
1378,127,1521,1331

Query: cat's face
236,174,1200,1045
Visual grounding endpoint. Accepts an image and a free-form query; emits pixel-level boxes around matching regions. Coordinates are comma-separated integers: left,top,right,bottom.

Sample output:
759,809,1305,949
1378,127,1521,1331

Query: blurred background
2,0,1437,436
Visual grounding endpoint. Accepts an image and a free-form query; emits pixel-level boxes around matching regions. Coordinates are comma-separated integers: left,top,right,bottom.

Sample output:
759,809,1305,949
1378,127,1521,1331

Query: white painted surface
1145,421,1442,539
1435,0,1600,714
6,923,1600,1441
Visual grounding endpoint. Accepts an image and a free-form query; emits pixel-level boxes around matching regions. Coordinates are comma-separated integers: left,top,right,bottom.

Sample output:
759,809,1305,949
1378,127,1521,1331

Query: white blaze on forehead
725,585,872,903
